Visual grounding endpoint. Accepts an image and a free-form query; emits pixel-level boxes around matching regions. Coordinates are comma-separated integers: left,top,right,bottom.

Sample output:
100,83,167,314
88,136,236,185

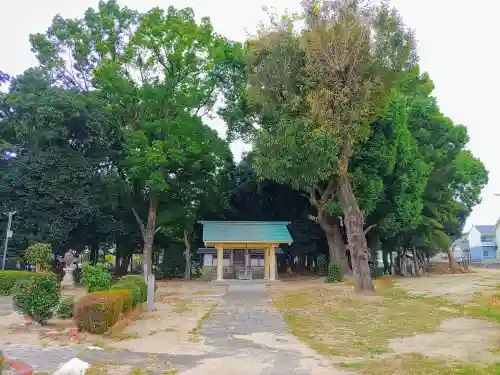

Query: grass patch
189,308,213,335
272,277,500,374
128,370,152,375
106,331,138,341
162,370,178,375
354,354,500,375
273,280,458,358
172,300,191,313
0,312,11,316
192,290,216,295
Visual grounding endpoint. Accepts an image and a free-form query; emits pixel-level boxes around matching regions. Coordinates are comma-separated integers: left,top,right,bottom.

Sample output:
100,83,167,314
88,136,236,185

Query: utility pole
2,211,17,270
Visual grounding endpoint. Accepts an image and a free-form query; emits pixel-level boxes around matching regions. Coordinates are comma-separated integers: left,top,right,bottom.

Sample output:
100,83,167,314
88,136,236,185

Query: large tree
30,1,240,273
223,0,417,291
0,69,117,255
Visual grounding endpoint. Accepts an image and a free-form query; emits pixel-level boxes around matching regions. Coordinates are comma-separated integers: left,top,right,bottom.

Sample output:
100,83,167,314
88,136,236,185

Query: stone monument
58,250,77,289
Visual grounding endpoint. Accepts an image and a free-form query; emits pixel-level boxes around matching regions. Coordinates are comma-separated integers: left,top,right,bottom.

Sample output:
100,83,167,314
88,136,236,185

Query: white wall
496,226,500,259
468,227,482,248
203,254,230,267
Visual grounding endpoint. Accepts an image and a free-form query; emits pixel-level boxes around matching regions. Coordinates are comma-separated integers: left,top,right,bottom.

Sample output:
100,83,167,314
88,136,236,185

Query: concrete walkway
186,283,351,375
1,284,352,374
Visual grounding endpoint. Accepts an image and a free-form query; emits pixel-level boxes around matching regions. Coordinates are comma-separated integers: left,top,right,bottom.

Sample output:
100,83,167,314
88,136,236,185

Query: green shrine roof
199,221,293,244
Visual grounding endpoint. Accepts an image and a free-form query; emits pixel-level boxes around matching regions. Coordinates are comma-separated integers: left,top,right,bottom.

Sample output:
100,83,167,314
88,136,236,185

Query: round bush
74,292,122,334
12,273,60,324
111,281,140,307
94,289,132,312
119,275,148,302
56,297,75,319
24,243,52,273
80,264,111,292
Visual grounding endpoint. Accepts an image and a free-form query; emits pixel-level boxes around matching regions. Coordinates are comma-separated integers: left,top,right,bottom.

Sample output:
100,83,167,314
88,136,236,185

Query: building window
481,236,494,243
251,253,264,267
212,254,230,266
483,250,489,257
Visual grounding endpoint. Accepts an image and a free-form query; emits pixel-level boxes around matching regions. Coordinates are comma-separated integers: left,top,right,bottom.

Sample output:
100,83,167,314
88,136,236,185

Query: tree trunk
412,246,421,276
447,246,462,271
382,249,390,275
115,254,131,276
184,230,191,280
324,224,349,273
335,174,374,292
142,193,158,275
389,251,394,275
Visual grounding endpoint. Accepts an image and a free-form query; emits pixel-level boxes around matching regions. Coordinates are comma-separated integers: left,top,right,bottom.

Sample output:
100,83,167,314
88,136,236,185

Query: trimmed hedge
111,282,140,307
12,273,60,324
94,289,132,312
119,275,147,302
0,271,37,295
74,292,123,334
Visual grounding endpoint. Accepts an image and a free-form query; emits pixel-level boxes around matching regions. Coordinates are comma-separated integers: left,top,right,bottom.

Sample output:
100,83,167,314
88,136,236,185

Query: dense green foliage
12,273,60,324
326,264,343,283
24,243,52,272
80,264,111,292
111,282,140,307
56,297,75,319
0,0,488,288
119,275,147,303
0,271,37,295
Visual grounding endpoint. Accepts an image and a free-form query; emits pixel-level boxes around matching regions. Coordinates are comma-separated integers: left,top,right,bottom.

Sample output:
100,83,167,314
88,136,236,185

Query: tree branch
154,226,162,234
308,214,319,223
309,186,320,209
132,208,146,241
320,179,335,202
363,224,377,236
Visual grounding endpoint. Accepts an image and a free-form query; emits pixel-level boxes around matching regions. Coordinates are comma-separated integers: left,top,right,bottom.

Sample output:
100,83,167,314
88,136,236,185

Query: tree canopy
0,0,488,289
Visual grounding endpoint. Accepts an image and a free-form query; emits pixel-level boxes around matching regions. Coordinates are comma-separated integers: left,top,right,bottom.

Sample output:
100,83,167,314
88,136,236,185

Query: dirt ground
395,268,500,303
0,280,227,353
269,269,500,375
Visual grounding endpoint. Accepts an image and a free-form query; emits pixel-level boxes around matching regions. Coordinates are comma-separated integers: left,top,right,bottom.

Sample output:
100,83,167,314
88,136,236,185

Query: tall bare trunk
382,249,390,275
184,230,191,280
142,193,158,275
335,173,374,292
447,246,462,271
412,246,421,276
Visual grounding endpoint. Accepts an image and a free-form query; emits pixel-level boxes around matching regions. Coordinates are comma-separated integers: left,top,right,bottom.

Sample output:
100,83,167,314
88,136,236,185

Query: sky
0,0,498,231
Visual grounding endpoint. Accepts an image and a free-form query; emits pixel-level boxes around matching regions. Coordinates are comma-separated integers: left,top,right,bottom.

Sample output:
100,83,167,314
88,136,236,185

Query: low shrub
12,273,60,324
119,275,148,302
111,282,140,307
316,254,327,276
80,264,111,293
0,270,36,295
94,289,132,312
326,263,343,283
74,292,122,334
56,297,75,319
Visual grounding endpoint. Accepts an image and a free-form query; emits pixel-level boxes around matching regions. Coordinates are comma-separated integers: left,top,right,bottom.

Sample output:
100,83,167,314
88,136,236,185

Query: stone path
1,284,352,374
183,283,351,375
0,296,13,313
